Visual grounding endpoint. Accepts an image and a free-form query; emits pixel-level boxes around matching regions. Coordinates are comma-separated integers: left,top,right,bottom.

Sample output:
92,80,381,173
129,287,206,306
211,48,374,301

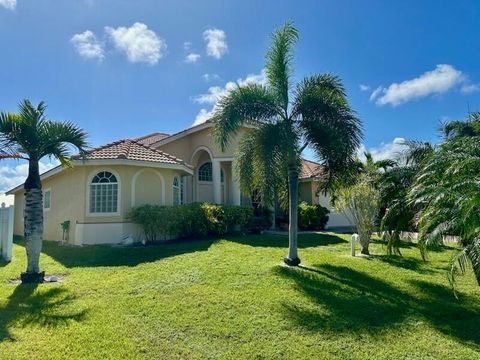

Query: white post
0,203,14,262
231,161,241,206
212,159,222,204
351,233,358,257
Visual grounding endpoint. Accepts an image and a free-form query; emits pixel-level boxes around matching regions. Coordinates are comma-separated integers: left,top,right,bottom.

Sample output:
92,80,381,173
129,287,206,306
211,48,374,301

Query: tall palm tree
0,100,87,282
212,23,362,265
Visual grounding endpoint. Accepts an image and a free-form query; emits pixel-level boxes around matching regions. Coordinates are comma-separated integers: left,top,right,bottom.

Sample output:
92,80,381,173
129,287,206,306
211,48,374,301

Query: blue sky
1,0,480,194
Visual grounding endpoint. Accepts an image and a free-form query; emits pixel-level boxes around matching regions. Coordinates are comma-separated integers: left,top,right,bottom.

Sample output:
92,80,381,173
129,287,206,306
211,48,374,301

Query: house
7,122,351,245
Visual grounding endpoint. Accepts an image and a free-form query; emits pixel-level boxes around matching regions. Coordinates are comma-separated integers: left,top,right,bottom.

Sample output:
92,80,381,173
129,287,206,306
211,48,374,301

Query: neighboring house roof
73,139,187,165
300,159,323,180
135,132,170,146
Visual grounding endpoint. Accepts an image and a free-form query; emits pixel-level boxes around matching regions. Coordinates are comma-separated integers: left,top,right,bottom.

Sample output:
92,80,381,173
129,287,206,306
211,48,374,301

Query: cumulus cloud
0,160,59,194
203,28,228,59
0,0,16,10
105,22,166,65
192,70,265,126
184,52,201,63
370,64,478,106
359,84,370,92
358,137,408,161
70,30,105,61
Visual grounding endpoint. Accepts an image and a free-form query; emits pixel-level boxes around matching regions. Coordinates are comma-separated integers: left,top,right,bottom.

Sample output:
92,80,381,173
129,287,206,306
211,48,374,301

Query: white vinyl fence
0,203,14,262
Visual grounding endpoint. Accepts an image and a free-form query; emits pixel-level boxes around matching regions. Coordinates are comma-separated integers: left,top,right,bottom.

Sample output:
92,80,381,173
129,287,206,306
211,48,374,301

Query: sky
1,0,480,194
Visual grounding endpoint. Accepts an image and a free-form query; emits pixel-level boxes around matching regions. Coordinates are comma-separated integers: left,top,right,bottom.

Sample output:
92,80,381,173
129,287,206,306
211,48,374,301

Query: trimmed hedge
129,203,254,242
298,202,330,231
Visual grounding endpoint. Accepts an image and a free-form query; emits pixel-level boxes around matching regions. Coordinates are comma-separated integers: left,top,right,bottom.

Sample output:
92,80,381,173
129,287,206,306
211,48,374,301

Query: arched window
90,171,118,213
198,162,212,182
173,176,180,205
198,162,225,183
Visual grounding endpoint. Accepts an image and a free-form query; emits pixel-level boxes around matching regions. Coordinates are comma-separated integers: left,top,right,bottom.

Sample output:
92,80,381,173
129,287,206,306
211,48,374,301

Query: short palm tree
411,137,480,292
212,23,362,265
0,100,87,282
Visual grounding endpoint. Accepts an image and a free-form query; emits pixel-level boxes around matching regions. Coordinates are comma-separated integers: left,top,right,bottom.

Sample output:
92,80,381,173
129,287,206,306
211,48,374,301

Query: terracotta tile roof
135,132,170,146
300,159,323,179
74,139,189,166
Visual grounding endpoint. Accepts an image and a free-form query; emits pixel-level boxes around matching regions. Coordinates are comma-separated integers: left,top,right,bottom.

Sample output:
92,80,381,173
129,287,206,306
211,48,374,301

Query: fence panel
0,203,14,262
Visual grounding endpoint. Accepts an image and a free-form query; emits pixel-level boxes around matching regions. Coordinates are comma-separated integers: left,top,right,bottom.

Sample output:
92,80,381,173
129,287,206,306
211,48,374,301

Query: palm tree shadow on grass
35,238,219,268
0,284,88,342
227,233,347,249
374,255,439,275
275,264,480,346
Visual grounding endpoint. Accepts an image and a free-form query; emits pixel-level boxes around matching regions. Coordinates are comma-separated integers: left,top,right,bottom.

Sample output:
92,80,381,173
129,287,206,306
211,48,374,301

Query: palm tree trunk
23,160,44,279
285,165,301,266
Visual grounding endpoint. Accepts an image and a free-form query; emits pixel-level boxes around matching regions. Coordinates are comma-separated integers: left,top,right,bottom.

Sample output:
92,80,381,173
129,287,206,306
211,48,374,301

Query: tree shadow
39,237,218,268
0,284,88,342
374,255,438,274
275,264,480,346
227,233,347,249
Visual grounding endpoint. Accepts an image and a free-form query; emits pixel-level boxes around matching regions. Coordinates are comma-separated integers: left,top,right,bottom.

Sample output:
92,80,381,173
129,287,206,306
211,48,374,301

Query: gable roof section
7,140,192,195
300,159,323,180
73,139,188,165
150,121,212,148
135,132,170,146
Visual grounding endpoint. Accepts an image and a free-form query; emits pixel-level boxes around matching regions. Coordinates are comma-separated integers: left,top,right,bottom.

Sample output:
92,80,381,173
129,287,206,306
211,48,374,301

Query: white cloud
192,70,265,126
460,83,480,94
183,41,192,51
359,84,370,92
184,52,201,63
358,137,408,161
105,22,166,65
70,30,105,61
203,28,228,59
0,0,16,10
192,109,214,126
202,73,220,82
371,64,471,106
0,160,59,194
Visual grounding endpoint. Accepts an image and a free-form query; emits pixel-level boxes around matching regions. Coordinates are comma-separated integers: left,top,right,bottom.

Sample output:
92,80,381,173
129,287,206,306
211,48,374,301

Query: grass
0,233,479,359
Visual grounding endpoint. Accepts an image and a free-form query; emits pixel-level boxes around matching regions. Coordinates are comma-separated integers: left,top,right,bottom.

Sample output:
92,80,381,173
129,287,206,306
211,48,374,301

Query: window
198,162,212,182
43,189,51,210
198,162,225,183
90,171,118,213
173,176,180,206
180,176,186,205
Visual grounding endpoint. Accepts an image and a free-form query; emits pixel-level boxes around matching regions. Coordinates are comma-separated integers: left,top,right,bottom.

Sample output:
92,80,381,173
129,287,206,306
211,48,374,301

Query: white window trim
86,169,121,217
43,188,51,212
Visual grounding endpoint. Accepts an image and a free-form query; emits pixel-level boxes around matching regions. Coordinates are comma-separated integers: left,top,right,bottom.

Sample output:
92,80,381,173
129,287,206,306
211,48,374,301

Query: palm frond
293,74,362,189
212,83,280,151
265,21,298,111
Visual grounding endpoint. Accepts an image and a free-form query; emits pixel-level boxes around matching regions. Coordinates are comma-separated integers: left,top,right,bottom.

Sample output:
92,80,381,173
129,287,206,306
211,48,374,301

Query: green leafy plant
298,202,329,230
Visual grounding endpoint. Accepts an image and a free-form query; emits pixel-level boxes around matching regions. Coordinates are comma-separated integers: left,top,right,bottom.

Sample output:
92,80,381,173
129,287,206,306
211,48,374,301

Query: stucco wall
13,164,184,245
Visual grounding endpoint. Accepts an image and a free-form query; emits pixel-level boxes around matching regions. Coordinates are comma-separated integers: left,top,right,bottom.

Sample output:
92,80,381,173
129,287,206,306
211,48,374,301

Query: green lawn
1,234,479,359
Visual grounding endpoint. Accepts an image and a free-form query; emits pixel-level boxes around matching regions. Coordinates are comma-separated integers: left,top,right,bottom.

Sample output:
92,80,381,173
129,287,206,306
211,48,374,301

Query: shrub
129,203,253,242
249,206,273,233
298,202,330,231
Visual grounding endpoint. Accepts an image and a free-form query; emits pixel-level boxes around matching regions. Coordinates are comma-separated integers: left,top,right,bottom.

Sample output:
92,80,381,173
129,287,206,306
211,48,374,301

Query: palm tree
411,137,480,293
212,23,362,265
0,100,87,282
442,112,480,140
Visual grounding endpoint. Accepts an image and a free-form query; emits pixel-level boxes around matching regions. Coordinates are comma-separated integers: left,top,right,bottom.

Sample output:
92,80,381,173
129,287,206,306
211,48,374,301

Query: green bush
249,206,273,233
298,202,330,231
129,203,253,242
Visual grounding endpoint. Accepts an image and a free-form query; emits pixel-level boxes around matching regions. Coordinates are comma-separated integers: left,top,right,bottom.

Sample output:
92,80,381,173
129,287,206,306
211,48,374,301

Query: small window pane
198,162,212,182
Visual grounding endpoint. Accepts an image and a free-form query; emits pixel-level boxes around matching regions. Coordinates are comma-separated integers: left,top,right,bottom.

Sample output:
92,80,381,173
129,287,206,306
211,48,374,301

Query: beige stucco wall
13,164,185,244
157,126,249,163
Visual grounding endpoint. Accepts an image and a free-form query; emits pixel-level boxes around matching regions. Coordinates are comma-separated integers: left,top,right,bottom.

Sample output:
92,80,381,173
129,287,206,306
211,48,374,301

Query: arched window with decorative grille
89,171,119,213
